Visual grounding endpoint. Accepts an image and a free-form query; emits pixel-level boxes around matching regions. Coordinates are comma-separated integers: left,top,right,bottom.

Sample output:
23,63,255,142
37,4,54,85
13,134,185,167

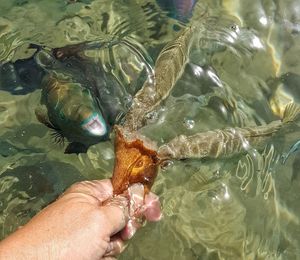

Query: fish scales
153,26,192,99
124,26,194,131
158,120,284,159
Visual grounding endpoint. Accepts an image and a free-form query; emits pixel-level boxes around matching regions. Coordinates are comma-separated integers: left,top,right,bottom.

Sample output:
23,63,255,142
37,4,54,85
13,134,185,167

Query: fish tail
282,102,300,124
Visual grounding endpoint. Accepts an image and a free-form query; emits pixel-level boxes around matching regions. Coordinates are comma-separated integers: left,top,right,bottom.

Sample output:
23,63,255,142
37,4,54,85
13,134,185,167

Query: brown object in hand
111,128,160,195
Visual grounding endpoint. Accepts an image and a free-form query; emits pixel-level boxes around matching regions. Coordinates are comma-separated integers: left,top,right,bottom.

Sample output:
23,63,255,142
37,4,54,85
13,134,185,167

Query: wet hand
0,179,162,260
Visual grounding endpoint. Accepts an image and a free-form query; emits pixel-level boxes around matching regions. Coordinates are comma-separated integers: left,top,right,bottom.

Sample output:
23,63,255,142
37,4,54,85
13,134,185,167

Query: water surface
0,0,300,259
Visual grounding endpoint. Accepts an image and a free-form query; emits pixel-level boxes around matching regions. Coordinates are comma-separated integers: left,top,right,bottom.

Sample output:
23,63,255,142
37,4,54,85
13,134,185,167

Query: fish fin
35,105,56,129
64,142,89,154
50,130,65,146
53,40,120,60
282,102,300,124
28,43,44,55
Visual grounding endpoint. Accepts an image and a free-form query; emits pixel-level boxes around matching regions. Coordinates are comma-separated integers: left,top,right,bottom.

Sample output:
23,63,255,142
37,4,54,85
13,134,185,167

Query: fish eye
134,159,144,168
55,50,64,58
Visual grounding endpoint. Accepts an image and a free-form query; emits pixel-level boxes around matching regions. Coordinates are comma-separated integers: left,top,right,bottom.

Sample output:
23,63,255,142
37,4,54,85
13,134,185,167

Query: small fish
124,25,195,131
158,103,300,159
281,140,300,164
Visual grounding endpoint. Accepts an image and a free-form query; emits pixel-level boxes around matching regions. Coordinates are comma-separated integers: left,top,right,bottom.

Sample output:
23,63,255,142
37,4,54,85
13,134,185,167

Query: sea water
0,0,300,259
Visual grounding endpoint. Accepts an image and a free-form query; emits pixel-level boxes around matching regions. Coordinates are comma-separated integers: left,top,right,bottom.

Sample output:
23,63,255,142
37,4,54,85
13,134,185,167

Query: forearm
0,194,126,260
0,225,53,260
0,180,161,260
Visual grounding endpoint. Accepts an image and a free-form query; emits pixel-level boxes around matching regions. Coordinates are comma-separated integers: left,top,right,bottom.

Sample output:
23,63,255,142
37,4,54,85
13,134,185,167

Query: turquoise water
1,0,300,259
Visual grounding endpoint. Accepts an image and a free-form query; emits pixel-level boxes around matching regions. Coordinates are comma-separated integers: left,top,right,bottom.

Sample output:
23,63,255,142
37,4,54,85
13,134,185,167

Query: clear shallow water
1,0,300,259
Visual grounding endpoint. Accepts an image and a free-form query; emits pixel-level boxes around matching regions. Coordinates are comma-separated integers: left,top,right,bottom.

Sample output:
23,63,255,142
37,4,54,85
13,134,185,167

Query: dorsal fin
282,102,300,123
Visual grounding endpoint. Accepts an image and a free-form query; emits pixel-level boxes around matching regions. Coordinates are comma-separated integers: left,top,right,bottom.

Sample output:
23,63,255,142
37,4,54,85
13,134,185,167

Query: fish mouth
81,113,107,137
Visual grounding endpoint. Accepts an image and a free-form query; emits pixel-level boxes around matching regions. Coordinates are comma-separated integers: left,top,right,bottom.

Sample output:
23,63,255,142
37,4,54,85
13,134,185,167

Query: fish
156,0,197,22
51,40,117,61
123,25,195,131
31,35,152,154
34,47,131,154
158,102,300,159
111,127,160,195
35,74,110,154
0,58,45,95
269,72,300,118
1,45,123,154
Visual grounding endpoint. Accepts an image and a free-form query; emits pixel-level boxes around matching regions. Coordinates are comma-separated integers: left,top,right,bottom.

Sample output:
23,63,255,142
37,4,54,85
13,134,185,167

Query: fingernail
121,219,137,240
144,193,162,222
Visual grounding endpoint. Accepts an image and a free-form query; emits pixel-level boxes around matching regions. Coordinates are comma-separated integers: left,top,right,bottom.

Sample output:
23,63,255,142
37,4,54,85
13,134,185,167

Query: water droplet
183,118,195,129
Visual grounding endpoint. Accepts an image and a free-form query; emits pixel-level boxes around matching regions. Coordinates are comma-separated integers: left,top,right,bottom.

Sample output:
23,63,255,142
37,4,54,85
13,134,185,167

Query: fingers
103,237,126,258
127,184,162,222
64,180,162,247
65,179,114,202
120,218,142,240
127,184,145,216
144,192,162,222
119,184,162,240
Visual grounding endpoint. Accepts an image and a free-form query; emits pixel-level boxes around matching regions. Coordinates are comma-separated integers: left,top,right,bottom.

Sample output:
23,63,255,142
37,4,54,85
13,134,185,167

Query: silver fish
158,103,300,159
123,25,195,131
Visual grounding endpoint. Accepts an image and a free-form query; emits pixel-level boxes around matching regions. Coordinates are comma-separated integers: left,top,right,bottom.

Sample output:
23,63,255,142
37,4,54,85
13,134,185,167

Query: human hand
0,179,161,260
